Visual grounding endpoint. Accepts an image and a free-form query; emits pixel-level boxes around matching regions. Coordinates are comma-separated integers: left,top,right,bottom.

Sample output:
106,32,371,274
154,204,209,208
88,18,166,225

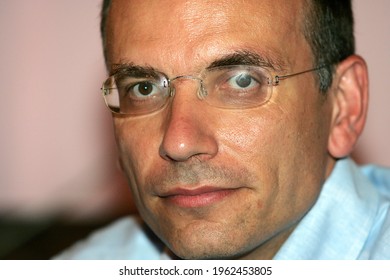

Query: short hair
302,0,355,92
100,0,355,93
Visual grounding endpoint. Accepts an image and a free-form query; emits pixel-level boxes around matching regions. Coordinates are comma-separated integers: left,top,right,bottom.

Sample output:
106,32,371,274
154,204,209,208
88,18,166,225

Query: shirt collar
273,158,380,259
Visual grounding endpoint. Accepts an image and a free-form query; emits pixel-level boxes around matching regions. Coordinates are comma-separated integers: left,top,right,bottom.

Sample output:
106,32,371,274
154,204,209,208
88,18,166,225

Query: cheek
113,118,162,188
216,100,331,205
217,110,284,162
216,111,285,206
113,117,167,225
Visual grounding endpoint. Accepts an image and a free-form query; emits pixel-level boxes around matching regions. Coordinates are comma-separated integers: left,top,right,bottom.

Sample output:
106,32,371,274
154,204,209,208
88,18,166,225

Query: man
56,0,390,259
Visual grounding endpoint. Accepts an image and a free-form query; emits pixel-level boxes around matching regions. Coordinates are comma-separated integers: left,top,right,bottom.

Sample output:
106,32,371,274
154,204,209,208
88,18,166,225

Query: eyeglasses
101,64,325,115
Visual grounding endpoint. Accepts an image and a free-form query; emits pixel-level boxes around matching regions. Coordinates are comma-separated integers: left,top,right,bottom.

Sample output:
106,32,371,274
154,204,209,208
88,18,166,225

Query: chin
162,225,255,260
170,244,244,260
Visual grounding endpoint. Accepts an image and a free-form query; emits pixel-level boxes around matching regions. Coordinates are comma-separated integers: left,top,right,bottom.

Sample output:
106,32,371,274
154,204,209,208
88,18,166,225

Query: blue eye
228,72,259,90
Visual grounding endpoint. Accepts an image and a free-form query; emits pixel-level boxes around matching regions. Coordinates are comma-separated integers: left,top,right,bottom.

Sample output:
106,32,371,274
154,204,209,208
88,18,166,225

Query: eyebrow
109,50,286,77
207,50,286,71
109,63,161,78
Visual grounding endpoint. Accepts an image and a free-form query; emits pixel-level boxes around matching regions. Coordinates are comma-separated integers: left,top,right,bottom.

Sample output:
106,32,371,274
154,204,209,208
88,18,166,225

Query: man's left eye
228,73,258,89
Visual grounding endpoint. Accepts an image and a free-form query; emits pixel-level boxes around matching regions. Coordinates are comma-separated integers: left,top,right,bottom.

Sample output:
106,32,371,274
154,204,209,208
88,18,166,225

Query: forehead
106,0,310,71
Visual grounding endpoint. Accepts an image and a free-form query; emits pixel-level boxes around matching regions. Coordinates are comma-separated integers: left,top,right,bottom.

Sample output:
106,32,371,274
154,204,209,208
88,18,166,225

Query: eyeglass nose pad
165,79,175,97
169,87,176,97
197,82,207,100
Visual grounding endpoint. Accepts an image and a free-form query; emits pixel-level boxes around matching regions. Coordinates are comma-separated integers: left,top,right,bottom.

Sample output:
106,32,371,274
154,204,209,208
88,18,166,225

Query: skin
105,0,367,259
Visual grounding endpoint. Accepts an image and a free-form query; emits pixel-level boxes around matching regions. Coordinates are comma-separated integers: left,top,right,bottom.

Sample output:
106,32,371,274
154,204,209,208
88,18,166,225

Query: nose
159,81,218,162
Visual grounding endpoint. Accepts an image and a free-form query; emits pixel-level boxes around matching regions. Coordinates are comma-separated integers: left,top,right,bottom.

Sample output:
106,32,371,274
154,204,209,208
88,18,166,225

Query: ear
328,55,369,159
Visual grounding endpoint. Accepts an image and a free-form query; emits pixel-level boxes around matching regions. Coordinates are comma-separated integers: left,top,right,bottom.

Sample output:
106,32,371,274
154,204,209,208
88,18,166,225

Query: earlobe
328,55,369,159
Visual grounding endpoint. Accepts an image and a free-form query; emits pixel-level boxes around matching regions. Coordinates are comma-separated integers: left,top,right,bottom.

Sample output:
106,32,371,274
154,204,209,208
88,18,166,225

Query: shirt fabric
54,158,390,260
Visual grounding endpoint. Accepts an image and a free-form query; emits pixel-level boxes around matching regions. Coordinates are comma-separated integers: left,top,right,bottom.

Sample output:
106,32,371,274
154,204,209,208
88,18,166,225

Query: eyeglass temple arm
273,65,327,85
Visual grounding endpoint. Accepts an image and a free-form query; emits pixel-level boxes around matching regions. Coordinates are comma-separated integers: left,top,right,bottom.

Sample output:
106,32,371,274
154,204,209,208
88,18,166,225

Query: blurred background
0,0,389,259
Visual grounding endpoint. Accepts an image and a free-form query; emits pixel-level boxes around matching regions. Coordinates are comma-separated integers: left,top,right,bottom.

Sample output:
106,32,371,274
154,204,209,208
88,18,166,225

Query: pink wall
0,0,389,221
353,0,390,166
0,0,134,221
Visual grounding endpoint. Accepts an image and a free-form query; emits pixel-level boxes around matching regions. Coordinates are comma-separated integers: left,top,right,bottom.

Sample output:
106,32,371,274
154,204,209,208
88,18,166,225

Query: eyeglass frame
101,64,326,116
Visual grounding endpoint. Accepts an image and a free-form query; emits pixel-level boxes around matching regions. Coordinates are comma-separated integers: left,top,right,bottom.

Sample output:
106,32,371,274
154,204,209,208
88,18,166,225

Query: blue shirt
54,158,390,260
274,158,390,259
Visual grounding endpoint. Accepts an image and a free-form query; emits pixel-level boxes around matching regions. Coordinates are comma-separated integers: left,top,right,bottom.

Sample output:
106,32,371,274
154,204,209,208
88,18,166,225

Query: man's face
106,0,335,259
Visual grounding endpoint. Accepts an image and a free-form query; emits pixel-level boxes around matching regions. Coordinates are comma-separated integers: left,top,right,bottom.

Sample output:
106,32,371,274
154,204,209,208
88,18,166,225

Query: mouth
158,186,239,208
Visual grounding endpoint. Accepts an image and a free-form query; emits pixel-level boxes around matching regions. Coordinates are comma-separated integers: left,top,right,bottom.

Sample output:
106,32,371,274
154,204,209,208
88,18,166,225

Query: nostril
159,115,218,163
159,141,193,162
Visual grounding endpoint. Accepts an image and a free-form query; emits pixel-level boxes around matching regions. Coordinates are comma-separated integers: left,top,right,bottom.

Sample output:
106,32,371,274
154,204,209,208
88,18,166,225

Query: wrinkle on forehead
107,0,309,72
176,0,303,39
177,0,233,42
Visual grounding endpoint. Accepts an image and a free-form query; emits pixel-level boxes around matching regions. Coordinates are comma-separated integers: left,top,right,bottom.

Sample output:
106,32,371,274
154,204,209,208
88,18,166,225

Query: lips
158,186,238,208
